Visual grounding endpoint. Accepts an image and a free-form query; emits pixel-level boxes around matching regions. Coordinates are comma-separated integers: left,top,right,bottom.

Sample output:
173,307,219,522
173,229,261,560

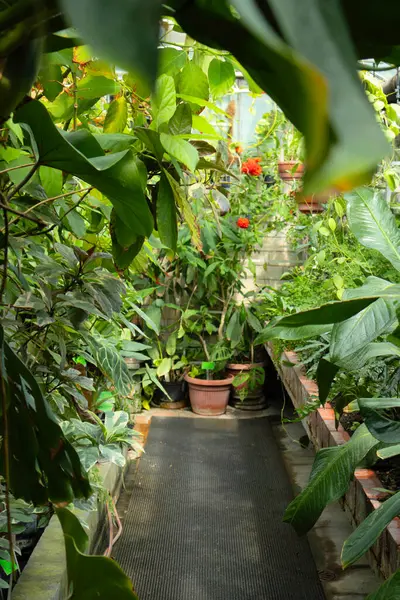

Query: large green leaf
284,424,378,534
255,324,333,345
76,75,120,99
254,297,379,345
60,0,163,86
157,173,178,251
56,508,138,599
366,571,400,600
347,188,400,272
104,98,128,133
208,58,236,99
158,48,187,76
152,74,176,130
359,397,400,444
0,327,91,504
160,133,199,172
344,277,400,301
89,339,133,396
169,103,192,136
316,359,339,404
15,101,153,237
330,299,397,365
171,0,389,194
342,491,400,568
338,342,400,372
176,62,209,105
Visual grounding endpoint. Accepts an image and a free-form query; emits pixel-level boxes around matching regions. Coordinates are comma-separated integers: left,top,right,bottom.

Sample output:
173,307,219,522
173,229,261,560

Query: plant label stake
201,362,215,380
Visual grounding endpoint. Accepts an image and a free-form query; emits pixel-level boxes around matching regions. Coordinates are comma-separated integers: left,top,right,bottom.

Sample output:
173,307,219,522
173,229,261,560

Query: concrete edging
267,343,400,580
12,458,127,600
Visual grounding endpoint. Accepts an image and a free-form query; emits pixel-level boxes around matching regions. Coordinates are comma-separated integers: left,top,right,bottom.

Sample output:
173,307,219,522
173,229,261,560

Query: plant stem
72,72,78,131
0,163,36,176
0,202,46,225
198,335,211,361
6,162,39,202
0,195,9,306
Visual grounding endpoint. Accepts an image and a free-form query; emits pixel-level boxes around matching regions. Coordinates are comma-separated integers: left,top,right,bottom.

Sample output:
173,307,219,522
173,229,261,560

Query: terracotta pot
226,363,267,411
184,373,234,416
295,188,335,214
278,161,304,181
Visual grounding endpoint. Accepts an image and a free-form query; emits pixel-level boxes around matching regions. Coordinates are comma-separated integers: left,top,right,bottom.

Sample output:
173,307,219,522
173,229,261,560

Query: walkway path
114,416,325,599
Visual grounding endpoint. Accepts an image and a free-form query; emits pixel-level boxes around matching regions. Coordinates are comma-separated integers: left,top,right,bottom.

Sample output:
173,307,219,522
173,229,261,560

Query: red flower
235,144,243,154
237,217,250,229
241,158,263,176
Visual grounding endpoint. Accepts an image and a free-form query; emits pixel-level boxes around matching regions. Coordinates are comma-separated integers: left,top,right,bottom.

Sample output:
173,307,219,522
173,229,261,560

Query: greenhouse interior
2,3,400,600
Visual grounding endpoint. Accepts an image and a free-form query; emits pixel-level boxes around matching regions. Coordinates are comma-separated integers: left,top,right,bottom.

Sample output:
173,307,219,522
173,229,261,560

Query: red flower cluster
241,157,262,176
237,217,250,229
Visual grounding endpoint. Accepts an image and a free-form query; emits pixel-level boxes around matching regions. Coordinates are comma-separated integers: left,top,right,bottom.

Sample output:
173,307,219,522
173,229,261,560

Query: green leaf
344,277,400,301
90,339,133,396
156,174,177,251
129,302,159,334
284,424,379,534
366,570,400,600
255,324,333,345
169,103,192,136
164,171,202,251
158,48,187,76
15,101,153,238
76,75,120,100
347,188,400,272
160,133,199,172
174,0,389,194
104,97,128,133
166,333,177,357
342,491,400,568
60,0,162,87
246,310,262,333
226,311,243,345
40,166,63,198
176,62,209,108
56,507,138,599
330,299,396,365
316,359,339,404
359,397,400,444
156,358,173,378
38,61,63,101
208,58,236,99
338,342,400,372
152,74,176,130
377,444,400,460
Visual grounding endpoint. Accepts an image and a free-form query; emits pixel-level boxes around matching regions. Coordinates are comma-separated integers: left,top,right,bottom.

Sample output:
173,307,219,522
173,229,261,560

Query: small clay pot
185,373,234,416
278,161,304,181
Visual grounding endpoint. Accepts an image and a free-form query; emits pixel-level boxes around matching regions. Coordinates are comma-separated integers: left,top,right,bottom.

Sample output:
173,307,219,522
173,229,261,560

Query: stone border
267,344,400,580
12,453,131,600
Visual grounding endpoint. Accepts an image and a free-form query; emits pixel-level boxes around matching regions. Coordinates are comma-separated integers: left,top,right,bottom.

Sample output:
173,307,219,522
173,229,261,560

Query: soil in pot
185,373,234,416
374,456,400,493
227,363,268,411
154,381,187,410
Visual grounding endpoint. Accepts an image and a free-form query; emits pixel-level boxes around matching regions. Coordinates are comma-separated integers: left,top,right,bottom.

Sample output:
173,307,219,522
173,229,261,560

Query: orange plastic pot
184,373,234,416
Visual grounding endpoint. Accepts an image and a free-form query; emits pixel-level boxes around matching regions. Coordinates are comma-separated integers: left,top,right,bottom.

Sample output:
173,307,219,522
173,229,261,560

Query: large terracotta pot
278,161,304,181
184,373,234,416
226,363,267,411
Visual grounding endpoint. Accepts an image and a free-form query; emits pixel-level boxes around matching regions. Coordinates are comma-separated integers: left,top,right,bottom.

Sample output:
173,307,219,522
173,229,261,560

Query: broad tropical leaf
342,491,400,568
329,299,397,365
60,0,163,86
104,98,128,133
359,397,400,444
208,58,236,99
152,74,176,130
156,174,178,251
284,424,379,534
366,571,400,600
56,508,138,599
316,359,339,404
343,277,400,301
347,188,400,272
160,133,199,172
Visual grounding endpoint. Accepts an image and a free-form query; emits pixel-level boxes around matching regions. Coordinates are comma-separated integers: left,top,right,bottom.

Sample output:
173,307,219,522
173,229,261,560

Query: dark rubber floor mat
114,417,325,600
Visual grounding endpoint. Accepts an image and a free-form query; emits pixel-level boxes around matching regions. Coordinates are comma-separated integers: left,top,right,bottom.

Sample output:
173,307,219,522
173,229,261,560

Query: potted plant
151,331,189,409
181,306,234,416
294,188,337,214
277,123,304,182
225,301,267,410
